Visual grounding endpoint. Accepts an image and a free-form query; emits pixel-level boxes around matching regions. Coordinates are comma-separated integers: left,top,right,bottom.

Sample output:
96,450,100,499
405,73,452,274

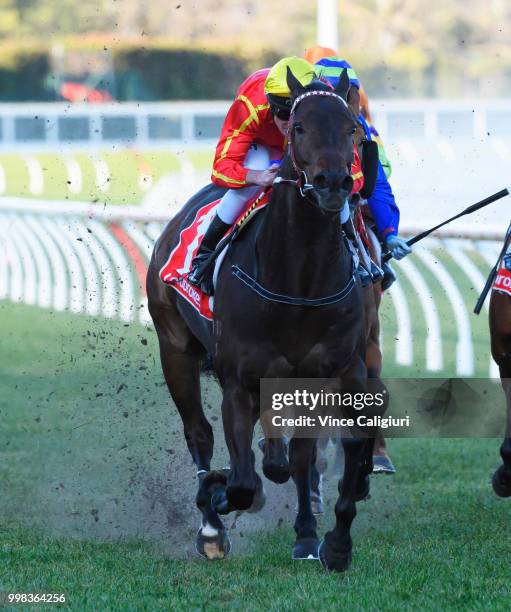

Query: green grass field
1,301,510,610
0,149,213,206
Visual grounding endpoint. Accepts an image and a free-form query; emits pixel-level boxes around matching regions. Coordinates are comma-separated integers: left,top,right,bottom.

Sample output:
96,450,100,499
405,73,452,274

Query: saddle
159,189,270,320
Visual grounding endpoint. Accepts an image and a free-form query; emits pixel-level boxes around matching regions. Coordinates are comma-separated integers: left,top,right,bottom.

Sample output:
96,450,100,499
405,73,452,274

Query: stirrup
370,261,384,284
382,261,396,291
357,264,372,287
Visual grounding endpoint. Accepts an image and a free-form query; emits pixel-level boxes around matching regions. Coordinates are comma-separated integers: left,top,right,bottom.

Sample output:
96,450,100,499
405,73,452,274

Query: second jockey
305,48,412,288
187,56,365,293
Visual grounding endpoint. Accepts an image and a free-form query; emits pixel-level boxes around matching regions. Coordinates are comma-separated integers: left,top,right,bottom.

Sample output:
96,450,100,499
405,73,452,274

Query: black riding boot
188,213,231,294
382,261,397,291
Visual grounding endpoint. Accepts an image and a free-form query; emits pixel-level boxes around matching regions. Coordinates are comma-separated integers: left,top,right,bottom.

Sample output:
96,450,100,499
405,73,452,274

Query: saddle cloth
159,190,270,320
493,252,511,297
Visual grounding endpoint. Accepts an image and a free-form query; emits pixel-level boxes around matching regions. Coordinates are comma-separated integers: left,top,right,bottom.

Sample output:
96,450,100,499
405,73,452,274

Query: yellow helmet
264,56,317,97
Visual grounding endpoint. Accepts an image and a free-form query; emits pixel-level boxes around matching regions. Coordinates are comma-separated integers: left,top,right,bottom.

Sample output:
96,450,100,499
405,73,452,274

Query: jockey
305,49,412,288
188,56,365,293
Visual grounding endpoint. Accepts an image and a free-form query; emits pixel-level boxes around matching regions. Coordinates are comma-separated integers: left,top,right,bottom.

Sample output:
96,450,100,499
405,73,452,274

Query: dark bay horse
489,289,511,497
147,69,387,571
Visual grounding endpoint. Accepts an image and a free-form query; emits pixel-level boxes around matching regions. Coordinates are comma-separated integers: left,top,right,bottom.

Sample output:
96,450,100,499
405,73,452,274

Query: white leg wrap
201,521,219,537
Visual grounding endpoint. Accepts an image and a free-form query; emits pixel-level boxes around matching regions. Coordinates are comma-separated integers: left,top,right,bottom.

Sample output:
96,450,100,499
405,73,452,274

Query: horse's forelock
304,78,333,93
292,87,354,125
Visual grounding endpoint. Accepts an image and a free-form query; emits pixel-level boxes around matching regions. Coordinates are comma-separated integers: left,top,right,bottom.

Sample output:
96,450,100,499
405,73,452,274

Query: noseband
273,89,357,199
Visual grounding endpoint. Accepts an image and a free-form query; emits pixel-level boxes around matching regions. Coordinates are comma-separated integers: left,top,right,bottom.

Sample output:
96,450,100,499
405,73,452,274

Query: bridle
231,89,360,306
273,89,358,200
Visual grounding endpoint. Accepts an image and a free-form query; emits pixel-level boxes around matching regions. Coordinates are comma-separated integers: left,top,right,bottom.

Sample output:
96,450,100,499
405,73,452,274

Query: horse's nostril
314,172,353,194
313,173,328,190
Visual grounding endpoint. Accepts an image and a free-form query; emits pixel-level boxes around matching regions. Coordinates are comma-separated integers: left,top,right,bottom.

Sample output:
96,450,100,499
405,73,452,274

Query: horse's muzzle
312,171,353,213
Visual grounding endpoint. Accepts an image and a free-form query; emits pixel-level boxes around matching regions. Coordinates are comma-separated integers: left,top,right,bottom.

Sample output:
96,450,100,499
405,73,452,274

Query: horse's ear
286,66,306,99
347,86,360,117
335,68,350,100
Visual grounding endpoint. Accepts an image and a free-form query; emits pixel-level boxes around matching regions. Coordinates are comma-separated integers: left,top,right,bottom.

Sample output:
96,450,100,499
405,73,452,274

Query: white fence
0,197,504,378
1,99,511,150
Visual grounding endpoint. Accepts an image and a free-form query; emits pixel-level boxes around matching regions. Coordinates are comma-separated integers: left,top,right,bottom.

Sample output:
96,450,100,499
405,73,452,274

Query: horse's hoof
262,438,290,483
492,465,511,498
292,538,319,560
318,538,352,572
196,527,231,560
247,482,266,513
226,485,256,511
262,460,290,484
372,454,396,474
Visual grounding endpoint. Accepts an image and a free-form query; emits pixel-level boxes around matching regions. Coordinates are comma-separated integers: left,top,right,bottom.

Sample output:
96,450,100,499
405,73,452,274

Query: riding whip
382,188,510,263
474,219,511,315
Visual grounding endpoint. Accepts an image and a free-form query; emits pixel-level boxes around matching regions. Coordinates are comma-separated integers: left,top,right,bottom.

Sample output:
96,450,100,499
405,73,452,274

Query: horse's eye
293,123,305,134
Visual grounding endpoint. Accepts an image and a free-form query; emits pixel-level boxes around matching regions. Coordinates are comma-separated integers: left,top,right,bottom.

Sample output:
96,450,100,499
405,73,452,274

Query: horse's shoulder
225,205,268,269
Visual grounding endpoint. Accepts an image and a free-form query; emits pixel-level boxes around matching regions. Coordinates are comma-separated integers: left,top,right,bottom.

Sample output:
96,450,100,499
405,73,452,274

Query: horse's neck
255,180,351,297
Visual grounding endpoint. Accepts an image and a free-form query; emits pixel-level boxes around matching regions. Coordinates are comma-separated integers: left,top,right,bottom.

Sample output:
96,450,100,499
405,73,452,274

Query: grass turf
1,302,510,610
0,149,204,206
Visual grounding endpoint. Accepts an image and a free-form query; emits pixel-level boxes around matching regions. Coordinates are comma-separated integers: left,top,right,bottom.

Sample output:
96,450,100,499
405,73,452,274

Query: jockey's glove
385,235,412,260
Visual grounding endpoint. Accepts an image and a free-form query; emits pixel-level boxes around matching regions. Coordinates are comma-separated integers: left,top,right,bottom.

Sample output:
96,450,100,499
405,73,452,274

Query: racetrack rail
0,197,504,377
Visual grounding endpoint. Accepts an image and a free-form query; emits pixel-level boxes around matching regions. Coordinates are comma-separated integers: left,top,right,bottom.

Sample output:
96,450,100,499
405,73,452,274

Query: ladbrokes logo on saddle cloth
159,190,270,319
493,253,511,297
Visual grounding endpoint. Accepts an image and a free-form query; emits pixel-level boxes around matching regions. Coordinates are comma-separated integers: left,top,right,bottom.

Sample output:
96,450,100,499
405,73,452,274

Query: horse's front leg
149,309,229,558
289,437,319,559
319,436,366,571
196,384,265,555
220,385,262,511
196,469,231,558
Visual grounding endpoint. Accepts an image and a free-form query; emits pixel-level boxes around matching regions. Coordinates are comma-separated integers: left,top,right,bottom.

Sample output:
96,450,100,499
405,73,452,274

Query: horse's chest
215,278,363,385
265,336,349,378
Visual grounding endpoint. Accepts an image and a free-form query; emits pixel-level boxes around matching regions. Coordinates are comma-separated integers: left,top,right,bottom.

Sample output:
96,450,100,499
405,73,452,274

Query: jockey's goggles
267,93,292,121
270,106,291,121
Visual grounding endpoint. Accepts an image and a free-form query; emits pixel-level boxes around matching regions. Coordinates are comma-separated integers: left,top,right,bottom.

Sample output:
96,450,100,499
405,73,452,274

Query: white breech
216,144,271,224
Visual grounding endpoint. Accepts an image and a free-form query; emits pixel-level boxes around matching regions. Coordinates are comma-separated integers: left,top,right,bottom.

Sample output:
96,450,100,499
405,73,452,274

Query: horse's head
286,67,357,214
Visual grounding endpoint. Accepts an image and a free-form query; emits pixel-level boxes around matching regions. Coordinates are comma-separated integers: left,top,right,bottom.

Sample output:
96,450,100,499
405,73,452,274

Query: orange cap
303,46,338,64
